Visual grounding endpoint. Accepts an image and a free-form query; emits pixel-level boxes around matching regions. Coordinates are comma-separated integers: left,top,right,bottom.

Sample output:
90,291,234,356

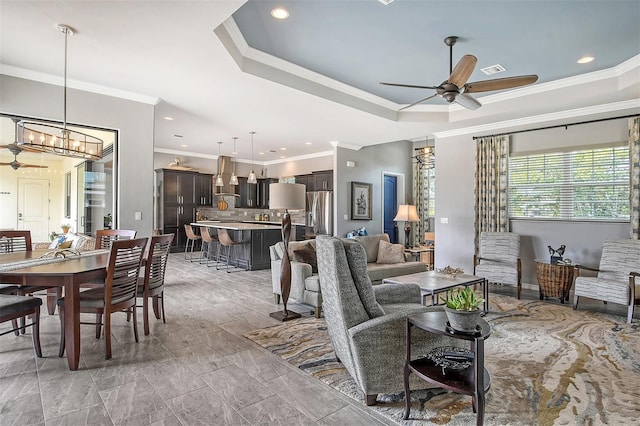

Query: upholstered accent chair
573,239,640,323
474,232,522,299
316,235,464,406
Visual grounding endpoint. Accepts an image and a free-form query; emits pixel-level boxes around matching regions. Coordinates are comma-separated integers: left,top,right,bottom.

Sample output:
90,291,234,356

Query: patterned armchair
573,239,640,323
473,232,522,299
316,235,464,406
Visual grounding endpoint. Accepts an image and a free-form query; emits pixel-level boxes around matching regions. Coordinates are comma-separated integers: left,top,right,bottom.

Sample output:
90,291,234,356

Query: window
509,145,629,220
64,172,71,218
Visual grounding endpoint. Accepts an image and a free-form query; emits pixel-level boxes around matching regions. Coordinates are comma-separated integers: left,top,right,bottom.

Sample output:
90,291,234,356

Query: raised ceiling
0,0,638,164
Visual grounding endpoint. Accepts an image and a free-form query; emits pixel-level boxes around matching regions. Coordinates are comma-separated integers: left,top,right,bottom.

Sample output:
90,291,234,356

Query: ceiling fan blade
455,93,482,110
380,82,439,90
20,164,48,169
465,75,539,93
448,54,477,88
399,93,439,111
0,162,12,166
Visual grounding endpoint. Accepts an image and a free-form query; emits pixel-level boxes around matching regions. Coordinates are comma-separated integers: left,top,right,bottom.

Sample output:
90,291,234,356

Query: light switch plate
135,212,142,221
440,217,448,224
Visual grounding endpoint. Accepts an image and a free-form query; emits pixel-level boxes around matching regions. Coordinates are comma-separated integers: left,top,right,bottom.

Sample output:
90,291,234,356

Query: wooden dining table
0,251,110,370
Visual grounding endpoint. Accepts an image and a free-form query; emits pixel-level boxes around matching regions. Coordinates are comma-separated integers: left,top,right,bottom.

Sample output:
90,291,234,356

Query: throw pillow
59,240,73,249
49,235,66,249
376,240,406,264
291,244,318,273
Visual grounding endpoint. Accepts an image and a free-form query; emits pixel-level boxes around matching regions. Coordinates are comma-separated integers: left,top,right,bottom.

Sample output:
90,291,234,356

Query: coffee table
383,271,489,314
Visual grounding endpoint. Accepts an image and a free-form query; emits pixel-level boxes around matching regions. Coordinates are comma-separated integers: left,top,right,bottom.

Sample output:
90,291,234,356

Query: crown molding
433,99,640,139
1,65,160,105
329,140,363,151
263,150,333,166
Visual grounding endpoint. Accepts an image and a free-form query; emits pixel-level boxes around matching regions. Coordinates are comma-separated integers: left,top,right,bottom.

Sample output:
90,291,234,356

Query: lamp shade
393,204,420,222
269,183,306,210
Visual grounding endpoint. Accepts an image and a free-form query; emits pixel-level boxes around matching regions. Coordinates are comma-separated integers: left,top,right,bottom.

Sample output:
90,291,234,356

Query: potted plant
61,223,71,234
443,287,485,332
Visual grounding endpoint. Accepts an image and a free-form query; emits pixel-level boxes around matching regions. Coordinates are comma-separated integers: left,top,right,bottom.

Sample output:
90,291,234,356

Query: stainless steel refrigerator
306,191,333,237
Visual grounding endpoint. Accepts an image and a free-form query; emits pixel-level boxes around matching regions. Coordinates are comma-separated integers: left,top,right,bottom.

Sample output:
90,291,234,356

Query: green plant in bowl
445,287,484,311
444,287,485,332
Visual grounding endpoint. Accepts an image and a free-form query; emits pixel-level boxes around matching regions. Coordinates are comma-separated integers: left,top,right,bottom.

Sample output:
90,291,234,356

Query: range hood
214,155,239,197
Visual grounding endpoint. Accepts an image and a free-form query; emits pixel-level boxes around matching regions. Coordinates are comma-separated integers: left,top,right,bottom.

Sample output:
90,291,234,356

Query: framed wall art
351,181,372,220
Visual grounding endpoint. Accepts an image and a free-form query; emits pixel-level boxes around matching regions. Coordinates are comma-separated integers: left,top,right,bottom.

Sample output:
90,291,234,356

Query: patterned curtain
474,135,509,253
630,116,640,239
413,154,426,247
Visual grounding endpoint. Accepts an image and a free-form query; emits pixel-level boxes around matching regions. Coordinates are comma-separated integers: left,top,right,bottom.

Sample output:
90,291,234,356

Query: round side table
535,260,574,303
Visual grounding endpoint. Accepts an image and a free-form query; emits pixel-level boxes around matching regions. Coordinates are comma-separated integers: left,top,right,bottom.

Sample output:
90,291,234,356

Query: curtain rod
472,113,639,140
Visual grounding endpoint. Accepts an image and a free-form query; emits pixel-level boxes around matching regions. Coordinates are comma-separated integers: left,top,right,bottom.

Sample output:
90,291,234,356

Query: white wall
435,117,631,286
1,75,155,237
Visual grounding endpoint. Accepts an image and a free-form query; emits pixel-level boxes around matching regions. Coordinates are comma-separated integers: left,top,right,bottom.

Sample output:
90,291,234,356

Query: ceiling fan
0,118,48,170
0,154,48,170
380,36,538,111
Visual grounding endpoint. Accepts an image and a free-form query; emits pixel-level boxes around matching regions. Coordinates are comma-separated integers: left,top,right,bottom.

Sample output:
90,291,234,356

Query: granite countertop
241,220,305,226
191,222,281,230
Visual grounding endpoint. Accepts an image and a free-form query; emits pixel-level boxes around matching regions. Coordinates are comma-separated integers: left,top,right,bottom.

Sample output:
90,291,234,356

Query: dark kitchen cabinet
195,173,213,206
155,169,201,251
258,178,278,208
313,170,333,191
295,174,314,191
237,177,258,208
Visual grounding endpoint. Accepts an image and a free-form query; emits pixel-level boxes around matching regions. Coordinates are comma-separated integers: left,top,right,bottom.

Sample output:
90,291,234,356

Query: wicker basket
536,261,574,302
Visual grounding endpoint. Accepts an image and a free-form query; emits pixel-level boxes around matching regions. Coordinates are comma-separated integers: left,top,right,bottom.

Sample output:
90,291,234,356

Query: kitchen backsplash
198,206,306,225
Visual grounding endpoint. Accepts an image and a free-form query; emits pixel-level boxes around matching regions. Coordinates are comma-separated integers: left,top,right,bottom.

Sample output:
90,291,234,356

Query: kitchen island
191,222,282,270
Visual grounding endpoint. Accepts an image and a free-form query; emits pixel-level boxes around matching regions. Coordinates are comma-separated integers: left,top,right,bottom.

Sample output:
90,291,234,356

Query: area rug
244,295,640,425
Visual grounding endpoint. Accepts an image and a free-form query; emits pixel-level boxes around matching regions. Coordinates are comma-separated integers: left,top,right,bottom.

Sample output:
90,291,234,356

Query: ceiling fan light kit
381,35,538,111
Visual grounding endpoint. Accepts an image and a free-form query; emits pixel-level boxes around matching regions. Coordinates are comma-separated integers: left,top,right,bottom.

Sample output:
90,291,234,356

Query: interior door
383,175,398,243
17,178,49,242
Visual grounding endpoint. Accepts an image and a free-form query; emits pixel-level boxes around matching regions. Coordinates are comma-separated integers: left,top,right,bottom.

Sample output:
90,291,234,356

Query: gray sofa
270,233,426,318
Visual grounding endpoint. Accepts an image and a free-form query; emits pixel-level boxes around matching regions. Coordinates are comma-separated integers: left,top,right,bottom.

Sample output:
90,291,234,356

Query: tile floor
0,253,395,426
1,254,636,425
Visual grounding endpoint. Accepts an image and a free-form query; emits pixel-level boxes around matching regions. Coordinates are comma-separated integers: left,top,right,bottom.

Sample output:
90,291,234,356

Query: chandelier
16,25,103,161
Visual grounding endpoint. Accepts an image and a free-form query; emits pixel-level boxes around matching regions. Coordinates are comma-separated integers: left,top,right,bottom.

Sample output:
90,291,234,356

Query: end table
404,311,491,425
535,260,574,303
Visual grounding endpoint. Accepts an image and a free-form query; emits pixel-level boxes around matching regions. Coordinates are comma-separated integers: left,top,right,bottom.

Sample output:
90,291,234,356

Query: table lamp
269,183,306,321
394,204,420,248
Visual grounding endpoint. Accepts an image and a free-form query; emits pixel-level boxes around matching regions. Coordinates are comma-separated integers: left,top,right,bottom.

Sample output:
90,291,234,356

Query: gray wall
335,141,414,239
435,117,630,286
1,75,155,237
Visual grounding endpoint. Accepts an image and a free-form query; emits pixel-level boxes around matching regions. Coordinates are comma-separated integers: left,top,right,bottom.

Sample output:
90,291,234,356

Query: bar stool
216,228,248,272
199,228,219,267
184,224,202,261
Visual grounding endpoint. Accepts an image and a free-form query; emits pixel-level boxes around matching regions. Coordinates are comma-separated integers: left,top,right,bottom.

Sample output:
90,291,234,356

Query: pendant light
229,136,239,186
215,141,224,187
248,131,257,184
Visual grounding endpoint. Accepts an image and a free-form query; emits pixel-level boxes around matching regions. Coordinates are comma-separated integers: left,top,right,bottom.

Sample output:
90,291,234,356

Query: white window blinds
509,146,629,220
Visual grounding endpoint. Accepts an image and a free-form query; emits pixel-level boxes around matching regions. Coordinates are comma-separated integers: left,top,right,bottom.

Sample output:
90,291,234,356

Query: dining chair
183,224,201,261
0,294,42,357
58,237,148,360
0,230,62,325
136,234,174,335
94,229,137,250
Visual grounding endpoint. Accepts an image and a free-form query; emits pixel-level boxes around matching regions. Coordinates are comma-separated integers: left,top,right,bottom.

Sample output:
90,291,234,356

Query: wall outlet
440,217,448,224
135,212,142,221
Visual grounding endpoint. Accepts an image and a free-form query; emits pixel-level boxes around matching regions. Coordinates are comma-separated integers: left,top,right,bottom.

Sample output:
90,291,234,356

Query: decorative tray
425,346,474,373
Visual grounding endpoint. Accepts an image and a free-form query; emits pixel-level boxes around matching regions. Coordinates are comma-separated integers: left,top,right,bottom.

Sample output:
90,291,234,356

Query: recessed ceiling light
577,56,595,64
163,116,173,121
180,144,188,148
305,142,312,145
280,147,287,151
280,156,286,159
271,8,289,19
258,152,265,155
